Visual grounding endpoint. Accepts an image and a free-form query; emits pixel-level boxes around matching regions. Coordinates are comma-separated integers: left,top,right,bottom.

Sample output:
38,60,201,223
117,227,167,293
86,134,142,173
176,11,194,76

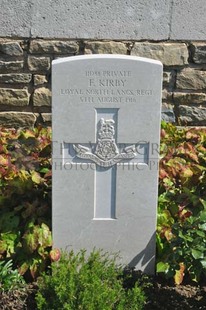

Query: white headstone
52,55,162,273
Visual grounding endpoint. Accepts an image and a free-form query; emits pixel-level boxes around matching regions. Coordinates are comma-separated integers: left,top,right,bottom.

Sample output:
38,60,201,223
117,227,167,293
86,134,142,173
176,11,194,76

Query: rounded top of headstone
52,54,163,67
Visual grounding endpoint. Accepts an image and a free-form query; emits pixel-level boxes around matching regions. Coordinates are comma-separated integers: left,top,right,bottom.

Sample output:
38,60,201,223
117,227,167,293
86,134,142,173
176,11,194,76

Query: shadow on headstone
128,232,156,274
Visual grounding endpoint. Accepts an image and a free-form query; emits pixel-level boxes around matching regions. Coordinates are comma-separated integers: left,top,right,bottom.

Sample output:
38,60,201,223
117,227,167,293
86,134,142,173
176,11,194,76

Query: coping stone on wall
170,0,206,40
0,0,33,37
31,0,171,40
1,1,205,40
0,0,170,40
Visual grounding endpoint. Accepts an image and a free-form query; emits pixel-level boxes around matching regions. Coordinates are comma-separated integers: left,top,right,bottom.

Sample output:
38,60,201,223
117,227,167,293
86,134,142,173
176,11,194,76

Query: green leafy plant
36,250,145,310
0,259,25,291
0,127,52,279
157,122,206,284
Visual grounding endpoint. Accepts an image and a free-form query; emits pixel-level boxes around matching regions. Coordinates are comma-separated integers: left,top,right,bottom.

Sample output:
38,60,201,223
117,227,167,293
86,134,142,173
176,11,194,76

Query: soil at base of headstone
144,275,206,310
0,277,206,310
0,283,37,310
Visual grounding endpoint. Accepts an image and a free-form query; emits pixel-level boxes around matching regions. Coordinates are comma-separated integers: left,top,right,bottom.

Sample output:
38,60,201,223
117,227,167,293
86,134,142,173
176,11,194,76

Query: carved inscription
85,70,131,77
73,118,136,167
60,70,153,103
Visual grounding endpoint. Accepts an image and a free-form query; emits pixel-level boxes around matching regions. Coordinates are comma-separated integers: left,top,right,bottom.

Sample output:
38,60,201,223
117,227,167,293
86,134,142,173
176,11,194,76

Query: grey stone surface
85,41,127,55
0,0,206,40
0,0,170,39
0,112,36,128
0,74,32,84
0,88,29,106
131,43,188,66
162,89,173,102
33,87,51,106
0,41,23,56
52,55,162,272
1,0,205,40
28,56,51,72
161,102,175,123
176,69,206,90
0,0,33,37
163,71,175,88
41,113,52,123
190,42,206,64
170,0,206,40
178,105,206,126
29,0,171,40
34,75,48,86
173,92,206,105
0,60,24,72
30,40,79,54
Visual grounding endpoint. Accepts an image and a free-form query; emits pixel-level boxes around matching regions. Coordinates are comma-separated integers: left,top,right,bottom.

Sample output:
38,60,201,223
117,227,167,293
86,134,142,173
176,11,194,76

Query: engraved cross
63,108,148,220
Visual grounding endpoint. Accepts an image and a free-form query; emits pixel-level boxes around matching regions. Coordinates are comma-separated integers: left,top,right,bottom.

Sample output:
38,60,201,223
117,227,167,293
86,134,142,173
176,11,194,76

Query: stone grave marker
52,55,162,273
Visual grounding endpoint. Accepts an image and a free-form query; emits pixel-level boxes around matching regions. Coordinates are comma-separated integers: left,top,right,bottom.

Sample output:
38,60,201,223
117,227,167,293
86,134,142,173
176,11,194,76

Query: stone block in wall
85,41,127,54
161,102,175,123
162,89,173,102
176,68,206,90
0,88,29,106
0,74,32,84
41,113,51,124
0,60,24,72
34,75,48,86
33,87,51,106
0,41,23,56
173,92,206,105
0,112,36,128
131,42,188,66
28,56,50,72
30,40,79,55
190,42,206,64
178,105,206,126
163,71,175,88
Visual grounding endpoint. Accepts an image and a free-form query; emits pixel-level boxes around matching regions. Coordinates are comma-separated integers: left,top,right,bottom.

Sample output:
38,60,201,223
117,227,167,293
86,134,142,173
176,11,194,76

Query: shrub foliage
157,122,206,284
0,127,52,279
36,250,145,310
0,259,25,292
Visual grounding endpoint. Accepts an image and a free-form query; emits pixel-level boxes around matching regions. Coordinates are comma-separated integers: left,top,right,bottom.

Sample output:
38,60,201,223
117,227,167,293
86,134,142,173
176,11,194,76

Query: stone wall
0,38,206,127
